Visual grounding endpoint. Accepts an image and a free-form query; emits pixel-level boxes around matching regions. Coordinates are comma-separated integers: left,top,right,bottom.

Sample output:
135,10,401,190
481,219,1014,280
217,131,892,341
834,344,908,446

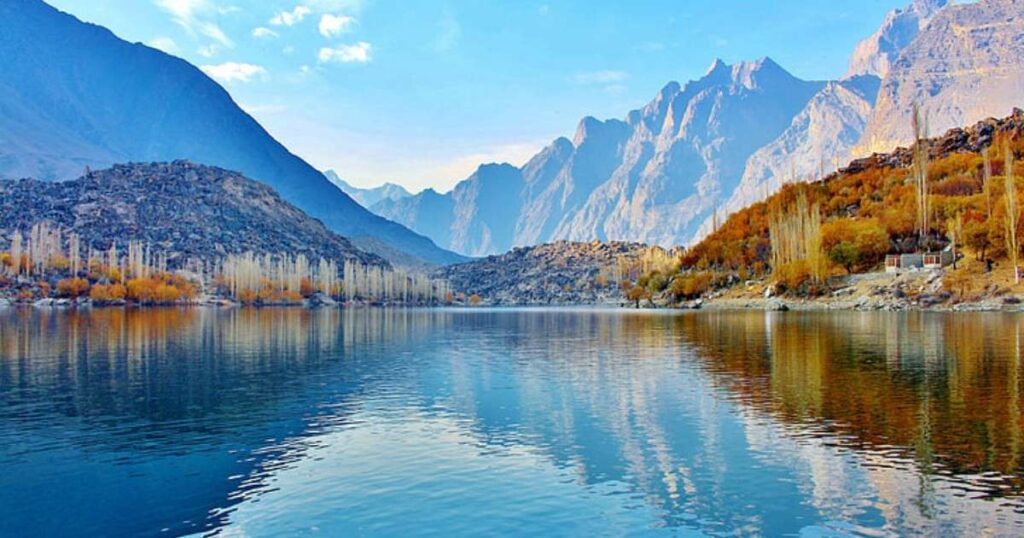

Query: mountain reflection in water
1,308,1022,536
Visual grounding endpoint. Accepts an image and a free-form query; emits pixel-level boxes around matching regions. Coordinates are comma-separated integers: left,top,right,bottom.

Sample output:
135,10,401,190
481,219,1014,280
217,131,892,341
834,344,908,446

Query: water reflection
1,308,1023,536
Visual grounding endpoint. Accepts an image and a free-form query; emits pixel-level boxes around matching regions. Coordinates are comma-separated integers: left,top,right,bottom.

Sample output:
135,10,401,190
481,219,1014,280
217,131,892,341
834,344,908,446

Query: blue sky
47,0,906,193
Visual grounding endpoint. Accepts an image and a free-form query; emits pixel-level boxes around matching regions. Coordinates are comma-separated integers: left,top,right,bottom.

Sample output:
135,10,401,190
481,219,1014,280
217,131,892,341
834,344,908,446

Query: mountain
0,161,386,268
0,0,462,266
374,163,524,257
377,58,824,254
844,0,948,79
379,0,1024,254
856,0,1024,156
324,170,411,209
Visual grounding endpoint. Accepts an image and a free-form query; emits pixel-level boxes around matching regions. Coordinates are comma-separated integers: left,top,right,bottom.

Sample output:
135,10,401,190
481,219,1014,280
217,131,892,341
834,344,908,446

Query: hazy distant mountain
374,163,523,257
856,0,1024,156
844,0,948,79
377,58,823,254
324,170,411,209
0,0,462,266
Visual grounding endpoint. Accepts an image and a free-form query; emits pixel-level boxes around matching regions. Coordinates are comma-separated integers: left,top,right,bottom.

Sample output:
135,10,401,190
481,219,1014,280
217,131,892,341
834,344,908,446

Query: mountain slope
856,0,1024,156
706,76,880,236
0,0,462,266
0,161,386,267
324,170,411,209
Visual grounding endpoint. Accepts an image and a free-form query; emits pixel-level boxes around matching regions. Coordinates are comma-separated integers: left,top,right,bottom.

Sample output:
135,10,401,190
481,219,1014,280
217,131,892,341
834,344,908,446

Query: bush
153,284,181,304
90,283,126,304
56,277,90,298
670,272,714,300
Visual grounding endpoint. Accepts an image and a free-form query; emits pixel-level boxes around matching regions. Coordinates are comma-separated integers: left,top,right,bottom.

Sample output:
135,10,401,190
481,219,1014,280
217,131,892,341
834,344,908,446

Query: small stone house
885,249,953,273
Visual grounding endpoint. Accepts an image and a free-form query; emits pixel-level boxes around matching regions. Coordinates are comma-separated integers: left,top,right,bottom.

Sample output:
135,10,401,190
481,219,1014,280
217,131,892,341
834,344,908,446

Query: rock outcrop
437,241,654,305
0,161,386,268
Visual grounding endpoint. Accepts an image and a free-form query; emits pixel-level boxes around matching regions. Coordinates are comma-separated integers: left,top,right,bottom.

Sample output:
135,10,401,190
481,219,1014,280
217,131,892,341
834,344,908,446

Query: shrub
56,277,90,298
670,272,714,300
153,284,181,304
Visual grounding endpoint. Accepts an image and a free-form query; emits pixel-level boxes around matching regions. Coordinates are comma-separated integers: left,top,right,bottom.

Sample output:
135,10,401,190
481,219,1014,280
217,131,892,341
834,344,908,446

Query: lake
1,307,1023,536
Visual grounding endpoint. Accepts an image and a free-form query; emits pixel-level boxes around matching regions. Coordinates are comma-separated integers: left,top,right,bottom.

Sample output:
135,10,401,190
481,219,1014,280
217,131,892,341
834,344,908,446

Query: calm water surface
2,307,1024,536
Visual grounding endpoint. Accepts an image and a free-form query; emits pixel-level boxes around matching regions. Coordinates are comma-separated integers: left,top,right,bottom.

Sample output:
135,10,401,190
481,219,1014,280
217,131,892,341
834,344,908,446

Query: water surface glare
2,308,1024,536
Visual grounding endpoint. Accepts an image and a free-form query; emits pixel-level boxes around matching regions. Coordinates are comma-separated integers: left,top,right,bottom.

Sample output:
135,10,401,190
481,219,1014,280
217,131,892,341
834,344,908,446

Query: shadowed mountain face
0,0,463,266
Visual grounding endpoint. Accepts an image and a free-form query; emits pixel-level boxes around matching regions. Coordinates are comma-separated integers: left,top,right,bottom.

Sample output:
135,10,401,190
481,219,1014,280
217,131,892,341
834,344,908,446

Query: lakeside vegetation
0,221,451,307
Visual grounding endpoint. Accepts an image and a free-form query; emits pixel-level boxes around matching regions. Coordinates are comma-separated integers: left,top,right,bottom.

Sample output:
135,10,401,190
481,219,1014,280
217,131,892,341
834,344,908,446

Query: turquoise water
2,308,1024,536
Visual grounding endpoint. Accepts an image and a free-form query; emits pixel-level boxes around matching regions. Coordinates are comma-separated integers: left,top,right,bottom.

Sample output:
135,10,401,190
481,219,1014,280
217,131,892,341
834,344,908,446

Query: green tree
827,242,860,274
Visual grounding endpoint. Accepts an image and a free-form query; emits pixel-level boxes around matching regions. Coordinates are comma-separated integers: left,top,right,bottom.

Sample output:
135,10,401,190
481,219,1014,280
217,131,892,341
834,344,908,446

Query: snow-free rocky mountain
374,0,1024,255
324,171,411,209
0,0,463,266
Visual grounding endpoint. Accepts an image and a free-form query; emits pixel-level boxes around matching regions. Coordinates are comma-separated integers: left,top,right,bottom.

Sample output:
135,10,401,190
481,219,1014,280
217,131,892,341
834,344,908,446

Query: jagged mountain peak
729,57,791,89
572,116,630,148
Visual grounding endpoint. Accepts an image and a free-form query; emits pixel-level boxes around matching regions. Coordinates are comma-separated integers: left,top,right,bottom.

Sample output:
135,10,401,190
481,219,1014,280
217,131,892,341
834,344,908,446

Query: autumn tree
1006,142,1020,284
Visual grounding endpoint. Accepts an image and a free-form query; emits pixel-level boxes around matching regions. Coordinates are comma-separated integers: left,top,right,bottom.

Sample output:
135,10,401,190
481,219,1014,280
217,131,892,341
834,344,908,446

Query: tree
625,284,649,308
911,103,931,243
1005,141,1019,284
963,219,991,261
827,242,860,274
821,217,889,273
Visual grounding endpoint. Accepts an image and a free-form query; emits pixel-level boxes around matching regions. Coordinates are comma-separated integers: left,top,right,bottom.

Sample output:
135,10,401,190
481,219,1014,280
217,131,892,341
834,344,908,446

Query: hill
437,241,671,305
0,161,386,268
0,0,461,266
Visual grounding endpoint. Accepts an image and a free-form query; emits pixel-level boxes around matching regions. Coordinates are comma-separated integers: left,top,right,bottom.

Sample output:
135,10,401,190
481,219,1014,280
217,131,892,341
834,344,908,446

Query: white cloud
319,14,356,37
146,36,179,54
318,42,371,64
270,5,313,26
538,4,550,16
154,0,233,47
251,27,279,39
570,70,628,84
200,62,268,83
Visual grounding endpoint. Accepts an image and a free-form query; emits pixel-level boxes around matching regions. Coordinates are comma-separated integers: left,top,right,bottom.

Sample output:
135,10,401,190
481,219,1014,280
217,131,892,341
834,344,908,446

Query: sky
47,0,907,193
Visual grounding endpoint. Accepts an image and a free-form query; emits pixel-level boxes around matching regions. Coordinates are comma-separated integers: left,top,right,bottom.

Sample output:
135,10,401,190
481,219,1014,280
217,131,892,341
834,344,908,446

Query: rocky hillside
0,0,461,266
437,241,657,305
0,161,385,268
